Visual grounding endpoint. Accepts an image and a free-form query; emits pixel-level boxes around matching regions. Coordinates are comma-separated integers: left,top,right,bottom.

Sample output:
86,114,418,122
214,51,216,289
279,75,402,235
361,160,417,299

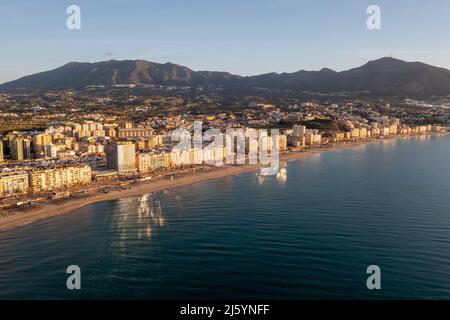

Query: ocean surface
1,135,450,299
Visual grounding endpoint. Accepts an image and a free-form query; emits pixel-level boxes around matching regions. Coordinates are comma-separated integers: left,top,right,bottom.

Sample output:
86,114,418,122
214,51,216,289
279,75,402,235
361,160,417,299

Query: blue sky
1,0,450,83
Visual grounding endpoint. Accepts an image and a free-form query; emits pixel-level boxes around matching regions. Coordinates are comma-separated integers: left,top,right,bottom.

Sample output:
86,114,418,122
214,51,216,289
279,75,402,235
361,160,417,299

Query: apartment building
28,165,92,192
136,152,170,172
106,141,136,174
0,171,29,196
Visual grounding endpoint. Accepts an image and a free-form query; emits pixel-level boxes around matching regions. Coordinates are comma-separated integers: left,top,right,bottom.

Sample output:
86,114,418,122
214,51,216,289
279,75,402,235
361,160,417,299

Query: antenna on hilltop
384,51,394,59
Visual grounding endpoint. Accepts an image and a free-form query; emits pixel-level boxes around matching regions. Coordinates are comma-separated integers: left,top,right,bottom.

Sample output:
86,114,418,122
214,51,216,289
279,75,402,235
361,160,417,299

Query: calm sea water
1,135,450,299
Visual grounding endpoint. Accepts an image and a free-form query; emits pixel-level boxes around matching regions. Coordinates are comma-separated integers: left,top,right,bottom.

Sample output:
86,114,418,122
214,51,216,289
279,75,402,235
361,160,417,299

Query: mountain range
1,57,450,97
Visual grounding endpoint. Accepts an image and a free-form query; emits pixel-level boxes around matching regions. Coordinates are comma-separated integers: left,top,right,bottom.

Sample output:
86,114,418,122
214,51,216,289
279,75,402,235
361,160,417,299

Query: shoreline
0,133,447,232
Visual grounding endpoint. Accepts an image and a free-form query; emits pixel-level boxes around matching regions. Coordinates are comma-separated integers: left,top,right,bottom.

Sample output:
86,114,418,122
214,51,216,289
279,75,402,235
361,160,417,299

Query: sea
1,135,450,299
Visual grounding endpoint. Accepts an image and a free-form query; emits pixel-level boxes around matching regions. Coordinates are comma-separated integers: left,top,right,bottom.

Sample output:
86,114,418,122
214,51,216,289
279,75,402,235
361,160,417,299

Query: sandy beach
0,135,444,232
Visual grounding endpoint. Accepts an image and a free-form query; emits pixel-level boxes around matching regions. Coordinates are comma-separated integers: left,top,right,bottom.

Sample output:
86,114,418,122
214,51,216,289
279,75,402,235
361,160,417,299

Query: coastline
0,134,446,232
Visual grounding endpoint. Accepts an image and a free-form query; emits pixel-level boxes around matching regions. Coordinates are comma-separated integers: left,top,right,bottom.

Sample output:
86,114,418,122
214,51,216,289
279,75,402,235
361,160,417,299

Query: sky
1,0,450,83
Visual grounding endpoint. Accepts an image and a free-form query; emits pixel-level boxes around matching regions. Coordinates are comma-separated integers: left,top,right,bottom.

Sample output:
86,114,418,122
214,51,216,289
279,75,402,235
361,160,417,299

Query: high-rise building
45,144,58,158
305,129,321,145
278,135,288,151
23,138,32,159
293,125,306,137
0,141,4,163
33,133,53,157
106,141,136,173
10,138,24,161
291,125,306,147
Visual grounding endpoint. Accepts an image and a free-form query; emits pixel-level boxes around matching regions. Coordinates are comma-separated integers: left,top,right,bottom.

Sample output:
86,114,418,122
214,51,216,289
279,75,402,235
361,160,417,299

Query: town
0,91,449,216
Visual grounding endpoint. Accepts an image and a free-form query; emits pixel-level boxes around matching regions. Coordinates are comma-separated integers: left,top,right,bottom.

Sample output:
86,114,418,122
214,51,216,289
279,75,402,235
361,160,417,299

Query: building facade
106,141,137,173
28,165,92,192
0,171,29,196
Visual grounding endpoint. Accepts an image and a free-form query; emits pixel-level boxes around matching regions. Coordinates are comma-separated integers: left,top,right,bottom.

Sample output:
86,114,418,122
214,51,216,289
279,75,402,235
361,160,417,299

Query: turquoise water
1,135,450,299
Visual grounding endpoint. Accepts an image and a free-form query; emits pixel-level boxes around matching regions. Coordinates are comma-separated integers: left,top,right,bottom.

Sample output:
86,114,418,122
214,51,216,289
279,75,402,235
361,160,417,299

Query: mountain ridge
1,57,450,97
